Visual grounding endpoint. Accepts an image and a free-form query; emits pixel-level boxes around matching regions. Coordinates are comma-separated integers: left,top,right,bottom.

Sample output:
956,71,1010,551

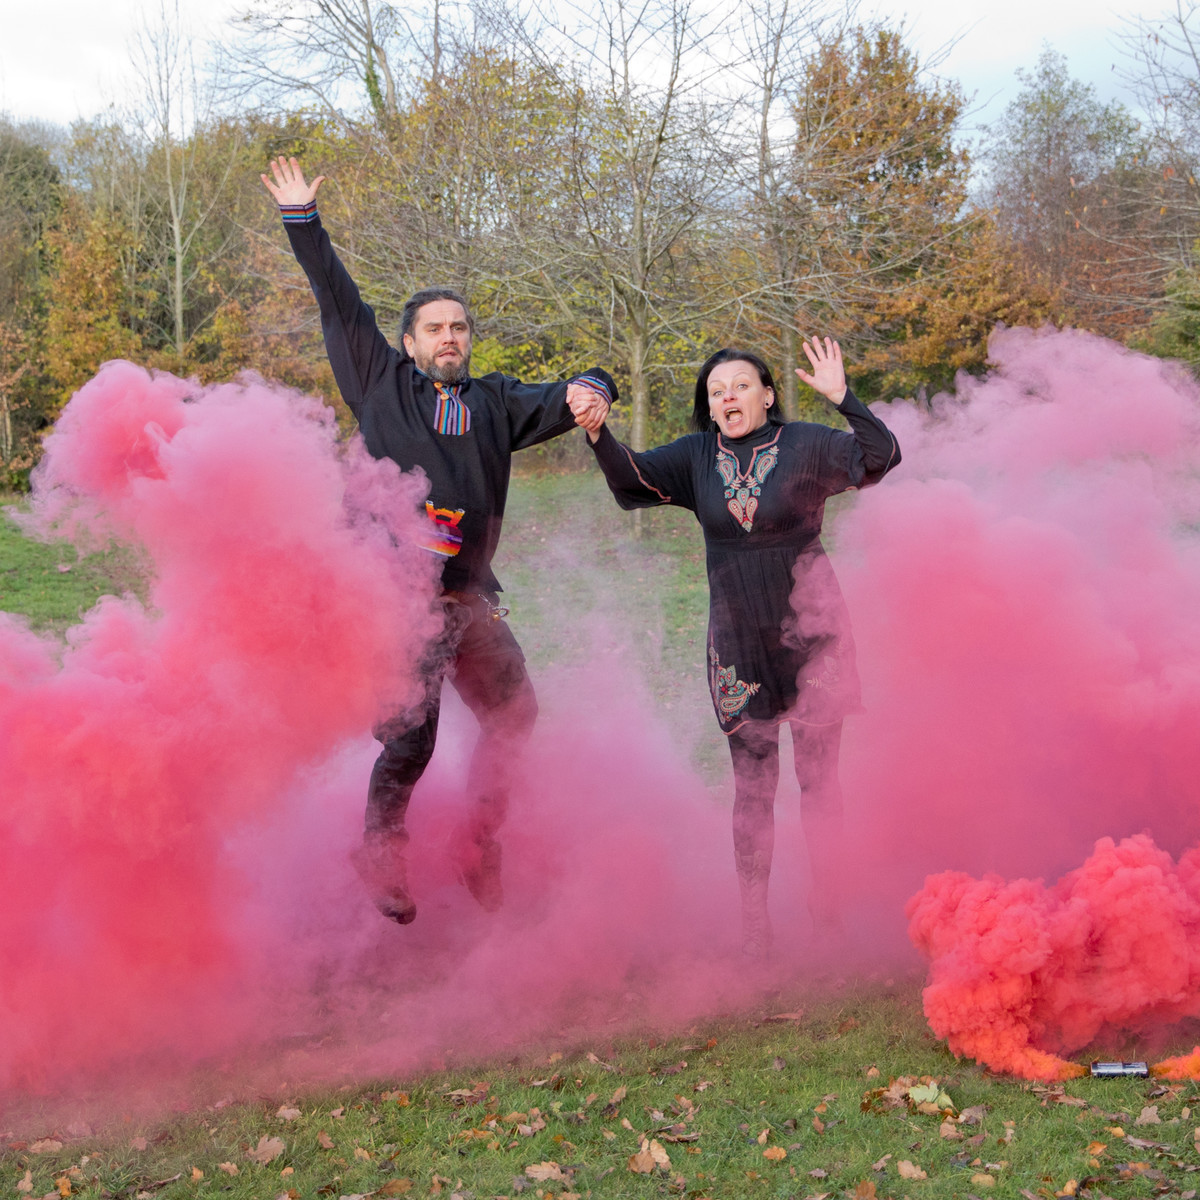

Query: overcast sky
0,0,1138,138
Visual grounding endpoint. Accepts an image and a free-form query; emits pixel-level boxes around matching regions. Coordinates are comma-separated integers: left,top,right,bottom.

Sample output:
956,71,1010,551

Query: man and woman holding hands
261,155,900,958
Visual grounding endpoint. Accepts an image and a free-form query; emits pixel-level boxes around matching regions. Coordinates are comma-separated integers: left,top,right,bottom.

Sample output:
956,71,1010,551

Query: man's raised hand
261,155,326,207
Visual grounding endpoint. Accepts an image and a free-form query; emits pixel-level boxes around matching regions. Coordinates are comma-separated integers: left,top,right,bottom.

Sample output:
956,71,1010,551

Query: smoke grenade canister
1089,1061,1149,1077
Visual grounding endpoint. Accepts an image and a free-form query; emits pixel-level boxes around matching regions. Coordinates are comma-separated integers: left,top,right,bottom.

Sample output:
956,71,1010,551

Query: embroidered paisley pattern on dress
708,643,761,723
715,431,781,532
804,640,844,691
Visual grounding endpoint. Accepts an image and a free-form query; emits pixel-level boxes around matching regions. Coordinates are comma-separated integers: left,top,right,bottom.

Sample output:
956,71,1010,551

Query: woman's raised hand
796,336,848,406
260,155,326,207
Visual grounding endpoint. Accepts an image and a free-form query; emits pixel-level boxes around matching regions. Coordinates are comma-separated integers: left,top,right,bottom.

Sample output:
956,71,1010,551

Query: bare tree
128,0,242,360
225,0,441,123
512,0,736,451
733,0,852,417
984,45,1187,337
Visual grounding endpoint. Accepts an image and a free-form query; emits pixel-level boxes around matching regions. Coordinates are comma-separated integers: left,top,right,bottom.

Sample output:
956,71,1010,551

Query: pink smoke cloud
16,323,1200,1106
0,361,767,1112
824,326,1200,1075
0,361,441,1089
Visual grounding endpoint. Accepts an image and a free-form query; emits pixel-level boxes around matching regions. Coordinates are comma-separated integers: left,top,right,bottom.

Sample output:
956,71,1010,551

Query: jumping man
262,156,616,925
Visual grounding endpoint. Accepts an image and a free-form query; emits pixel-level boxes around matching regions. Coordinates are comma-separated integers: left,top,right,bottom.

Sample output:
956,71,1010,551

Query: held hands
260,155,326,207
795,336,848,406
566,383,610,442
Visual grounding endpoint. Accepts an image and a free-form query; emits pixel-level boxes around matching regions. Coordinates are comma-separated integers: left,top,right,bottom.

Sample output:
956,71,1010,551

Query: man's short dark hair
399,287,476,342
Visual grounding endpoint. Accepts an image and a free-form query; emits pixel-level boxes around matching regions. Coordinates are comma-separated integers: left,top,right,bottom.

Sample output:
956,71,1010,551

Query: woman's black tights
728,719,845,929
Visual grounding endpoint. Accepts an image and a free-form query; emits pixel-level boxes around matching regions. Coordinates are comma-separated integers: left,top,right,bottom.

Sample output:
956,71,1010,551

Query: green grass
6,472,1200,1197
0,496,147,636
3,983,1197,1198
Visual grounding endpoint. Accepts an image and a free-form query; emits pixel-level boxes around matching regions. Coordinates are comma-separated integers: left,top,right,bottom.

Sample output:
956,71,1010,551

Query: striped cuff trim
571,373,613,406
280,201,318,224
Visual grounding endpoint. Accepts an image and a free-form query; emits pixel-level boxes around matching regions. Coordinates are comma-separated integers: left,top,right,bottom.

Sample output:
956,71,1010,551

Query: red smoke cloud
827,326,1200,1077
907,835,1200,1080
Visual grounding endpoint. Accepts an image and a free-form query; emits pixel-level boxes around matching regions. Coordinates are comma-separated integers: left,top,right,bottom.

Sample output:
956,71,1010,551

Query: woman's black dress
589,391,900,734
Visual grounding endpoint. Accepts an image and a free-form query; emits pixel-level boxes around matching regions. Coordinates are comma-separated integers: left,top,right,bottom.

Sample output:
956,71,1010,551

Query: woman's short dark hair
692,348,786,433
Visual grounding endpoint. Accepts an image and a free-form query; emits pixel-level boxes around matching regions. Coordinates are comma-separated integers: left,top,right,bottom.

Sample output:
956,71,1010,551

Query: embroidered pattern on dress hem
805,645,843,690
708,643,761,723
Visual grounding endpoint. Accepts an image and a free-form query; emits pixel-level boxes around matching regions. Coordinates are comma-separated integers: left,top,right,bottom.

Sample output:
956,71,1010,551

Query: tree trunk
0,390,11,464
629,323,648,453
165,144,186,359
780,324,799,419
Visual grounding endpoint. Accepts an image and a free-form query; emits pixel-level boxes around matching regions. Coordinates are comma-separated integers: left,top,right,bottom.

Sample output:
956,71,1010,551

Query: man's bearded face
403,299,472,383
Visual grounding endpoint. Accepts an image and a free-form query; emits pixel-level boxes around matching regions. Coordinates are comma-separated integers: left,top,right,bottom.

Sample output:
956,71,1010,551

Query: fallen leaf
524,1163,565,1182
30,1141,63,1155
762,1147,786,1162
627,1149,655,1174
1125,1134,1169,1149
897,1160,927,1180
851,1182,877,1199
586,1053,613,1072
756,1130,769,1145
330,1109,344,1120
280,1167,294,1177
620,1118,634,1131
353,1147,371,1161
648,1139,670,1168
55,1176,70,1197
16,1171,33,1195
1135,1106,1161,1126
190,1167,204,1181
812,1116,825,1134
277,1107,301,1122
772,1057,786,1071
871,1154,892,1171
809,1168,828,1178
1107,1126,1125,1137
130,1138,148,1152
377,1182,413,1196
1085,1141,1105,1156
865,1066,880,1078
218,1163,238,1176
766,1012,804,1022
246,1137,286,1165
1058,1180,1078,1197
317,1132,334,1150
971,1173,995,1187
693,1081,714,1092
959,1106,987,1126
547,1052,563,1064
940,1119,963,1140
